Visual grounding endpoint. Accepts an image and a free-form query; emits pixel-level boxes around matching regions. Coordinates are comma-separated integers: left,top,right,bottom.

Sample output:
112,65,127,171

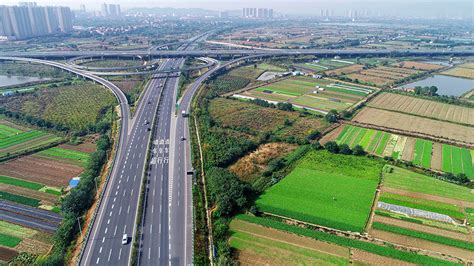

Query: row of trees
39,135,111,265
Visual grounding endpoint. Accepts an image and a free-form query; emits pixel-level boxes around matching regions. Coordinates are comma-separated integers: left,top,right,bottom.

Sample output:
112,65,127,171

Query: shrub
324,141,339,153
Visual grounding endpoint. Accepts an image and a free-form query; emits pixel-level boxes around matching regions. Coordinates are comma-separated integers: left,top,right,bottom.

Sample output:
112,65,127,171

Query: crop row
0,130,46,149
334,125,474,178
0,124,23,139
372,222,474,251
235,214,458,265
0,191,40,207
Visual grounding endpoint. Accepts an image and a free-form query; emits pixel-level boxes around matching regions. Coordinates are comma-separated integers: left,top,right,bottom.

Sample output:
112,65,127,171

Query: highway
79,62,171,265
138,35,208,266
1,48,473,59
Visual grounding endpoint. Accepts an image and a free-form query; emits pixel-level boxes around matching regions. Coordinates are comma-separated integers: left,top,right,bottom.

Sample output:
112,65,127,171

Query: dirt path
373,215,473,242
369,229,474,261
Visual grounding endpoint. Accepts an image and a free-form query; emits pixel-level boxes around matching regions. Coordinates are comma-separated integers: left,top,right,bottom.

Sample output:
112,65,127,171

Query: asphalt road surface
80,62,172,265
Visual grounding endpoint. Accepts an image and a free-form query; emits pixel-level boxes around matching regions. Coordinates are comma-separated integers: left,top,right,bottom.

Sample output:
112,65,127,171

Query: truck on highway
181,110,187,117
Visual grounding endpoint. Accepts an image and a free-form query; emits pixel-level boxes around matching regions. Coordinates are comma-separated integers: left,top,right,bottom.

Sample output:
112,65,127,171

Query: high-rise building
101,3,121,17
80,5,86,13
242,7,273,19
0,3,72,40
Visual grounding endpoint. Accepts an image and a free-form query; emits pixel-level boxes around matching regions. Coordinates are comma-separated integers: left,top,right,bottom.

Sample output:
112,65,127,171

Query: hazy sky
2,0,473,17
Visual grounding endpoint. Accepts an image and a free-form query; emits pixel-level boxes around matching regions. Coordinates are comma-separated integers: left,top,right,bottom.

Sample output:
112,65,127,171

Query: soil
230,219,350,258
351,249,416,266
0,155,82,187
352,107,474,146
0,184,58,206
59,142,96,154
369,229,474,261
15,238,51,255
431,142,443,171
319,124,345,145
373,215,473,242
401,137,415,162
229,143,297,182
0,246,18,263
381,186,474,209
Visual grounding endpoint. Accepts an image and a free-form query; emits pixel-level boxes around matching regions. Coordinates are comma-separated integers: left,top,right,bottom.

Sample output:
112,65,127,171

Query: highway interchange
1,38,474,266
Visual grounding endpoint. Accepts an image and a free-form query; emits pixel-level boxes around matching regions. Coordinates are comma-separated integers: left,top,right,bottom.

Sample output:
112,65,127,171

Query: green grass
256,150,382,232
0,130,46,149
442,144,453,173
379,192,465,220
37,147,90,166
255,86,303,97
0,175,44,190
230,229,349,265
382,165,474,203
372,222,474,251
0,124,23,138
0,191,40,207
236,215,459,265
375,132,390,156
0,233,21,248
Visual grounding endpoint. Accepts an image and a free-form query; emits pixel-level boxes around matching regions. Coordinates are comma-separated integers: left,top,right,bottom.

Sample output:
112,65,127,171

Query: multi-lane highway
2,48,473,59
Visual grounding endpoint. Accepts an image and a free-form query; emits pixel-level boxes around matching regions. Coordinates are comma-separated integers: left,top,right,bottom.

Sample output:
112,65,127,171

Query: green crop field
0,233,21,248
256,150,382,232
372,222,474,251
0,191,41,207
442,145,474,178
367,131,383,152
0,221,37,239
375,132,390,156
0,175,44,190
229,227,349,265
0,130,46,149
379,192,465,220
382,166,474,203
246,77,372,112
413,139,432,168
0,124,23,138
235,215,459,265
37,147,90,166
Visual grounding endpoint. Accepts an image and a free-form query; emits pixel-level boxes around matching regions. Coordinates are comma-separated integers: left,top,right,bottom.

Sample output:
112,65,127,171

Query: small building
69,177,81,188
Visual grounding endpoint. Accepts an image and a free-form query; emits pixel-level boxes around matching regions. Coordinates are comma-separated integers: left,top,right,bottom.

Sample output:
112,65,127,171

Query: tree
276,102,293,112
325,110,338,123
324,141,339,153
339,144,352,155
307,130,321,141
353,145,366,156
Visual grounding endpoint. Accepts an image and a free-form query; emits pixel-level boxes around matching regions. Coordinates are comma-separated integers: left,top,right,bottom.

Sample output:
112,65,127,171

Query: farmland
36,147,90,167
0,119,62,159
395,61,445,71
296,58,356,72
330,124,474,177
208,98,328,141
229,219,350,265
0,80,117,132
0,220,52,264
441,63,474,79
352,107,474,145
239,76,374,112
367,92,474,125
235,214,459,265
344,66,423,87
256,150,383,232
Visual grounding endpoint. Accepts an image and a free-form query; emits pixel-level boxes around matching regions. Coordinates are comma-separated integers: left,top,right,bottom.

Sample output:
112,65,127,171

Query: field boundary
347,121,473,149
256,212,468,263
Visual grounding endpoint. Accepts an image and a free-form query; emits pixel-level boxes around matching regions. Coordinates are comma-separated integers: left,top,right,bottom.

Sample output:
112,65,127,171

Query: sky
2,0,473,17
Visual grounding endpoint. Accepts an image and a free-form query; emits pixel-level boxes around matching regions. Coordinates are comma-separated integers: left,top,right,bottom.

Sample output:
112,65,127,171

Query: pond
0,75,46,88
398,75,474,97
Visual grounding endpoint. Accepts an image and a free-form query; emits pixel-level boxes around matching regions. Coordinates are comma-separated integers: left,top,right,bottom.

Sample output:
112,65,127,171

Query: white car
122,234,128,245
